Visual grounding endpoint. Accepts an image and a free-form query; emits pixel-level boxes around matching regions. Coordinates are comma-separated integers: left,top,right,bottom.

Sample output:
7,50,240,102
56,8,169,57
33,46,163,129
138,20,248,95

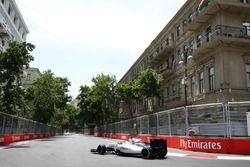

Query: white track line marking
167,152,186,157
217,156,250,161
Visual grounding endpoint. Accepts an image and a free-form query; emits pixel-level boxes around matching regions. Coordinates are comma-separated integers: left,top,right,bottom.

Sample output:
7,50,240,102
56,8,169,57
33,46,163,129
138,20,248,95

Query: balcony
0,15,12,37
186,0,218,32
193,25,250,58
187,0,250,32
0,27,10,37
218,0,250,14
159,67,174,78
150,42,174,65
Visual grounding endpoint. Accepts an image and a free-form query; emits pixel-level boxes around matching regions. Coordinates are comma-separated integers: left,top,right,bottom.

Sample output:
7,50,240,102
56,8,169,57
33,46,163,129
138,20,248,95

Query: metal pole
184,50,189,136
156,113,159,136
184,51,188,107
168,112,171,135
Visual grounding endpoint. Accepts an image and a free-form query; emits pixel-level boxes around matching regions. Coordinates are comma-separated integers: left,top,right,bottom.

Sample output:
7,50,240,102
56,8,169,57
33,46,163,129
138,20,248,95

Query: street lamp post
179,46,192,136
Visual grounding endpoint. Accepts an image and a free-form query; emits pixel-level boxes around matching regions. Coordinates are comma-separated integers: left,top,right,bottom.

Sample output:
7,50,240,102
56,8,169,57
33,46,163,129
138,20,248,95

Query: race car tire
97,144,106,155
158,148,167,159
141,148,154,159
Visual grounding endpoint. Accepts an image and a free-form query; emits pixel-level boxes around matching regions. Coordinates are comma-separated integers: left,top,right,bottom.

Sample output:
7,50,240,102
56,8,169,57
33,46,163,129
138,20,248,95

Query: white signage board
247,112,250,137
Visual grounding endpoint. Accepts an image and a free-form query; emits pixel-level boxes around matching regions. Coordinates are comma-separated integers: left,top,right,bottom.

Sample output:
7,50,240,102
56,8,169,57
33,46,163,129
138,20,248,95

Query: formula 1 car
90,138,167,159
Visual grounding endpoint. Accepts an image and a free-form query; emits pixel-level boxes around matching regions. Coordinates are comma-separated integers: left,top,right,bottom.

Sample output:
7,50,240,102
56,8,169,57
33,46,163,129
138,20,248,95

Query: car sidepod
116,142,143,155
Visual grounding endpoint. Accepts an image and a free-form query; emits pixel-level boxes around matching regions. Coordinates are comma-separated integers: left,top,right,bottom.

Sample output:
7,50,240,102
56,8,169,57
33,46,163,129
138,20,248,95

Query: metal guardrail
88,102,250,138
0,112,62,135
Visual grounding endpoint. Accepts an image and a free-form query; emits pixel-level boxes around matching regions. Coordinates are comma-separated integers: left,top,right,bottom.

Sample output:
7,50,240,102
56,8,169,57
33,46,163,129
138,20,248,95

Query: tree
91,74,117,124
137,68,162,111
27,70,72,124
65,104,80,130
114,82,139,118
0,41,35,115
77,74,118,127
51,104,79,130
77,85,94,127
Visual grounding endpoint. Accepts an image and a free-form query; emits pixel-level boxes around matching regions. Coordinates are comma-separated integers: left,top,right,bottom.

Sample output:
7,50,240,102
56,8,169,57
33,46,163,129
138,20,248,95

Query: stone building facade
120,0,250,118
0,0,29,50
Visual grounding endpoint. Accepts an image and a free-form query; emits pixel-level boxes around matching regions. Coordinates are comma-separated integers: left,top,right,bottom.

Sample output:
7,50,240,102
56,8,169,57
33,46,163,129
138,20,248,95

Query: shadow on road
4,145,31,149
38,134,73,142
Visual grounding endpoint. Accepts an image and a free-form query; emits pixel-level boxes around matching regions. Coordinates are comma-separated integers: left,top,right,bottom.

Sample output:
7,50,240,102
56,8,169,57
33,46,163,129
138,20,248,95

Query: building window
191,75,195,96
183,19,187,31
177,25,181,37
199,72,205,93
206,26,212,42
166,38,169,46
241,0,249,3
246,64,250,88
188,13,193,23
197,34,202,48
1,0,4,4
171,55,175,69
14,15,18,24
172,84,176,95
1,39,5,47
166,87,170,98
8,6,12,15
209,67,215,91
243,21,250,36
26,74,31,81
171,33,175,42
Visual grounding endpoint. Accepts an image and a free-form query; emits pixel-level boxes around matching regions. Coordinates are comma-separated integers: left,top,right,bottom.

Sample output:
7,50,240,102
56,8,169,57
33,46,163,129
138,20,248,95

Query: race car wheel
158,148,167,159
141,148,154,159
97,144,106,155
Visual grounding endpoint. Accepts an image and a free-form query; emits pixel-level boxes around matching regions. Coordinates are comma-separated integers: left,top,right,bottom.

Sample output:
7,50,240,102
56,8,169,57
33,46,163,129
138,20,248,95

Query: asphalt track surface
0,134,249,167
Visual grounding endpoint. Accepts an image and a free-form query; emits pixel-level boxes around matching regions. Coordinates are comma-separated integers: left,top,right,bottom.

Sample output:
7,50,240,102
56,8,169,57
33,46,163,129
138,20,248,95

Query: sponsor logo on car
180,139,222,150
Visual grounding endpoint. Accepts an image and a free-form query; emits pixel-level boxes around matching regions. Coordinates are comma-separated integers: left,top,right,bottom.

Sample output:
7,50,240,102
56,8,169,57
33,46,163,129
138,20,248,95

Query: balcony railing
149,41,174,65
192,25,250,56
214,25,250,38
186,0,217,31
0,15,12,36
186,0,250,32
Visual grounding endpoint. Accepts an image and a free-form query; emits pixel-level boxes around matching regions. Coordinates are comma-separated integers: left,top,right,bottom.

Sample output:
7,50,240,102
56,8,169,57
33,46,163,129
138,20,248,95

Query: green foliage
137,68,162,99
51,104,79,130
114,82,139,117
115,68,162,114
0,41,78,129
0,41,35,115
77,85,95,126
77,74,118,127
27,70,72,124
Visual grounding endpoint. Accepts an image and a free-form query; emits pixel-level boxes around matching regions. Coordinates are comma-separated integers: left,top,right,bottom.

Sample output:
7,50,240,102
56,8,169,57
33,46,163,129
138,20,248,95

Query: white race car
90,138,167,159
